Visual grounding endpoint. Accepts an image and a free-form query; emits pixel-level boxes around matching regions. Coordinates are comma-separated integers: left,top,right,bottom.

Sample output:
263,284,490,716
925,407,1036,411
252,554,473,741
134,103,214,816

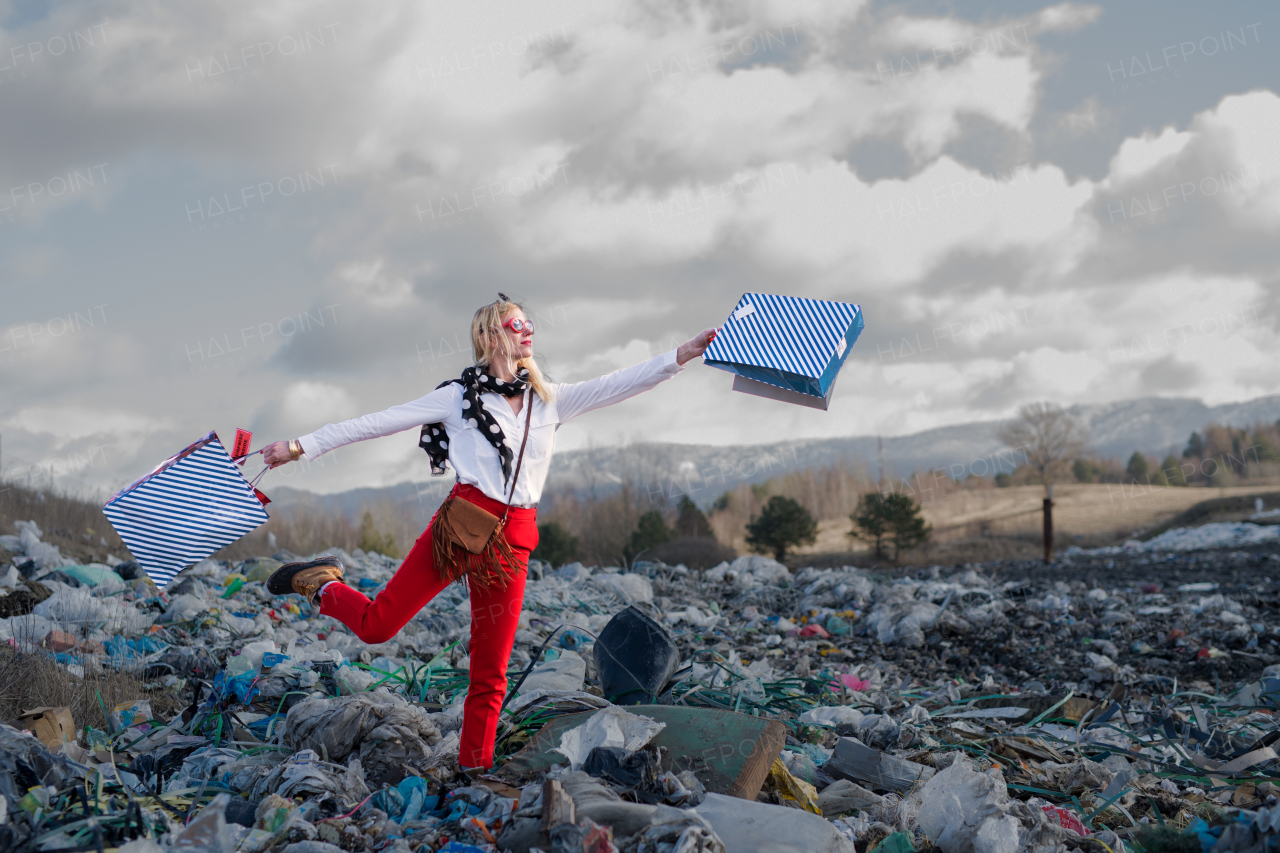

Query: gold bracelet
288,439,303,461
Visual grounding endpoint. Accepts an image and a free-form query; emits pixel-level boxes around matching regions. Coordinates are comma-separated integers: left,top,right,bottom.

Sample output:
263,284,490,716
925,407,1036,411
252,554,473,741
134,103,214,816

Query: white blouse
297,349,684,506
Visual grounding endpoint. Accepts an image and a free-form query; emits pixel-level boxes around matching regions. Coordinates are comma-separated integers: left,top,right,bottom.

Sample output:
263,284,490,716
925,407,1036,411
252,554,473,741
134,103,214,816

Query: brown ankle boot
266,557,345,606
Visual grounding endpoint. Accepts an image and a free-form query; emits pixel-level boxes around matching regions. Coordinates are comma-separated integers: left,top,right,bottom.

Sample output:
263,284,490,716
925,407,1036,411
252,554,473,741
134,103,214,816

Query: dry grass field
789,482,1280,559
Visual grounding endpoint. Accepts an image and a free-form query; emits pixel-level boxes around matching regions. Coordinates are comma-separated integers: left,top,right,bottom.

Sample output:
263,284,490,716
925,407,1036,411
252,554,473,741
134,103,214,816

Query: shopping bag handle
248,462,270,489
232,448,270,489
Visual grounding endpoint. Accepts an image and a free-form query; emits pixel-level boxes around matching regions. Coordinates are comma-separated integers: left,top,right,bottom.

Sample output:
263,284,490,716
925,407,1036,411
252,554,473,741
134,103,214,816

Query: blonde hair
471,297,554,403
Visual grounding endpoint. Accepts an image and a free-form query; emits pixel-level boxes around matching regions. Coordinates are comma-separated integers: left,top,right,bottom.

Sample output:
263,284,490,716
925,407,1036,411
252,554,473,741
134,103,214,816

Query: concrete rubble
3,520,1280,851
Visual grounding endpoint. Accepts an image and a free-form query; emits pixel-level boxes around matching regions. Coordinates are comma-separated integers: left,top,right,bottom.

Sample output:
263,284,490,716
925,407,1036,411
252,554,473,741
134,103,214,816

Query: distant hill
265,394,1280,518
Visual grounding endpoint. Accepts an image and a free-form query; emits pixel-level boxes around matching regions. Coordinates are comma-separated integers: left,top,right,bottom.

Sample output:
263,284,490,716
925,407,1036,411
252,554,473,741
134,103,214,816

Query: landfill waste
593,605,681,705
283,691,443,783
1069,520,1280,553
552,705,666,769
6,520,1280,850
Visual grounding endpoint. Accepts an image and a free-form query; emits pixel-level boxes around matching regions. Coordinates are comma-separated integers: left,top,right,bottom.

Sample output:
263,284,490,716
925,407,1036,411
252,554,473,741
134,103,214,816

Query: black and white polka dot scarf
419,365,530,486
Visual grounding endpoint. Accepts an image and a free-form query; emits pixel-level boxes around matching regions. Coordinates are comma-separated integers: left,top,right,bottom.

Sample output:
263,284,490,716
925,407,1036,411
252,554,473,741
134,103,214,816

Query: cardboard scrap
17,706,76,750
41,630,105,655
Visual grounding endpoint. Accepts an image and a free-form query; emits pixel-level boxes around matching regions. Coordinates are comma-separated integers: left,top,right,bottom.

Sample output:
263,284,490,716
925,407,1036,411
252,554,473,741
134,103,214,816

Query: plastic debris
284,691,443,783
7,512,1280,851
59,563,126,587
916,755,1019,853
769,755,821,813
554,706,666,769
695,792,856,852
593,605,680,705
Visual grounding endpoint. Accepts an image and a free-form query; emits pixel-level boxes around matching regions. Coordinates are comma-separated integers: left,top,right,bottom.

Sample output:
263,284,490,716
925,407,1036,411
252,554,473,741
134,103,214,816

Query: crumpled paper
554,706,666,769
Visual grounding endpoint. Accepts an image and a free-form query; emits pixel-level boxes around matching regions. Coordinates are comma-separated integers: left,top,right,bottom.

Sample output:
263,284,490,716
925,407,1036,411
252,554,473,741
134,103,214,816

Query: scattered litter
554,706,666,769
593,605,680,705
1074,521,1280,553
6,515,1280,851
695,792,856,852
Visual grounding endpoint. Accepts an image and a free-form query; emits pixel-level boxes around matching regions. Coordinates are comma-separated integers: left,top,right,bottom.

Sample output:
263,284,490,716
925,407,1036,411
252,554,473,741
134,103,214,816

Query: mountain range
266,394,1280,519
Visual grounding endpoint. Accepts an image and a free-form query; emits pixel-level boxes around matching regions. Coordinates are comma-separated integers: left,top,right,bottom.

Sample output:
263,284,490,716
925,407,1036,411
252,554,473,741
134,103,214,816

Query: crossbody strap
500,388,534,525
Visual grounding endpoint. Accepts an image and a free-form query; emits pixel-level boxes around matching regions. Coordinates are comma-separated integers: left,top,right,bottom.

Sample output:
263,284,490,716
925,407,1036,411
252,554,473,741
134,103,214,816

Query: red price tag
231,429,253,459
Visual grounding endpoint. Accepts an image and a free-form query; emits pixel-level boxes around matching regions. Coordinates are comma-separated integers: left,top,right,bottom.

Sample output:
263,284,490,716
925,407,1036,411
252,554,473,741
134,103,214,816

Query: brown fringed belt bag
431,393,533,592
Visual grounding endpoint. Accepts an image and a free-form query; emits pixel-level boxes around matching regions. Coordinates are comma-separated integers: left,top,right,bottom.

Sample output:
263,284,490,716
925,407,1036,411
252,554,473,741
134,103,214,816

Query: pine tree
532,522,579,568
851,491,932,561
745,496,817,563
849,492,891,559
1160,455,1186,486
358,511,399,558
1125,452,1150,484
673,495,713,538
624,510,673,564
1254,436,1280,463
883,493,931,560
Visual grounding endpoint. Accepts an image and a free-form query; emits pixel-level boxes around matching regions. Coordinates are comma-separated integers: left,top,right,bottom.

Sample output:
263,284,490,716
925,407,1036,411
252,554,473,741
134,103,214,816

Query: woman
261,295,716,773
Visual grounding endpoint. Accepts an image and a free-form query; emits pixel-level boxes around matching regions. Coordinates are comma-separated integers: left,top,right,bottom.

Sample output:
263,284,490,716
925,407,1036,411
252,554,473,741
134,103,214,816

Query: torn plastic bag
769,756,821,814
250,750,370,804
581,745,661,791
0,723,86,806
516,649,586,696
916,755,1020,853
170,792,238,853
593,605,680,705
635,805,726,853
694,792,856,853
283,691,442,784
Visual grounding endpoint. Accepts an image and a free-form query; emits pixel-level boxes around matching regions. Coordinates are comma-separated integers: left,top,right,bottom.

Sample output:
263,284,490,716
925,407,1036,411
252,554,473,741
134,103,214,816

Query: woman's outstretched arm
263,384,458,467
555,329,716,424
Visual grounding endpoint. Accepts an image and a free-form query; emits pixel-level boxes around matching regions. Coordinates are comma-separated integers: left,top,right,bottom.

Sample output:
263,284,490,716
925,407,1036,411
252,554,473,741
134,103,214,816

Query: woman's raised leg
318,527,451,644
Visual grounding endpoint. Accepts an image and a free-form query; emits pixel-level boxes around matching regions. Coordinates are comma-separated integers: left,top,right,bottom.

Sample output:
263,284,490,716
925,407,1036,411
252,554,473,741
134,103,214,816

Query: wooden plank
499,705,785,800
541,779,575,831
1000,736,1067,763
971,694,1099,722
824,737,935,794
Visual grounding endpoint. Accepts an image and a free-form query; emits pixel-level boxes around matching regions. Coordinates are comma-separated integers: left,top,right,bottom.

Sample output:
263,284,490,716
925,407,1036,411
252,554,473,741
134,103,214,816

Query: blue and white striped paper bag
103,431,269,587
703,293,864,410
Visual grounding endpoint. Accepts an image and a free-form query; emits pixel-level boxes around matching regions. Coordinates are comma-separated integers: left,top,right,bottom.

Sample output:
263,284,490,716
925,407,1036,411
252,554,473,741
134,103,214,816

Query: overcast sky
1,0,1277,497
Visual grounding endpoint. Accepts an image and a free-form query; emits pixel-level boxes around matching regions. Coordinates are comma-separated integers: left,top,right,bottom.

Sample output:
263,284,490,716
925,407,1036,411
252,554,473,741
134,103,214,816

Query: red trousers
319,483,538,769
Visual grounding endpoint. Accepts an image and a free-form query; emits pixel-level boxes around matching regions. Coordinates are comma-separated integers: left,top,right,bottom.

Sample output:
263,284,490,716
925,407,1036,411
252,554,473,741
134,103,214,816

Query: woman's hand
676,328,718,366
262,440,295,469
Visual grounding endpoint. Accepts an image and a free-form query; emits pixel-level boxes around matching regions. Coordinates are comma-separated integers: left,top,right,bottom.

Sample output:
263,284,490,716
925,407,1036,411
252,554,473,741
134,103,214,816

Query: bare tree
996,402,1090,496
998,402,1089,563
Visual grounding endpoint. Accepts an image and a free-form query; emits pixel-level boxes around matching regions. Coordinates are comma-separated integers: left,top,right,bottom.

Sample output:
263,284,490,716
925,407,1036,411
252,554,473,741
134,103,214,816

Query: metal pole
1043,483,1054,563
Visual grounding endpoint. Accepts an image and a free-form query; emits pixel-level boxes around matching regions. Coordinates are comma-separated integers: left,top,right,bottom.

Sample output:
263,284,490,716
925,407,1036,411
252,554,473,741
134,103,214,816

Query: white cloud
755,156,1093,282
339,260,415,309
1032,4,1102,33
280,382,358,430
1191,91,1280,228
1105,126,1193,186
3,407,165,446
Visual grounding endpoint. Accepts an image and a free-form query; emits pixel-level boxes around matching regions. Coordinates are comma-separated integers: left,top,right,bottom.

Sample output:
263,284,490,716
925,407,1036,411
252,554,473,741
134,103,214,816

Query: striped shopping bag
103,431,269,587
703,293,864,410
